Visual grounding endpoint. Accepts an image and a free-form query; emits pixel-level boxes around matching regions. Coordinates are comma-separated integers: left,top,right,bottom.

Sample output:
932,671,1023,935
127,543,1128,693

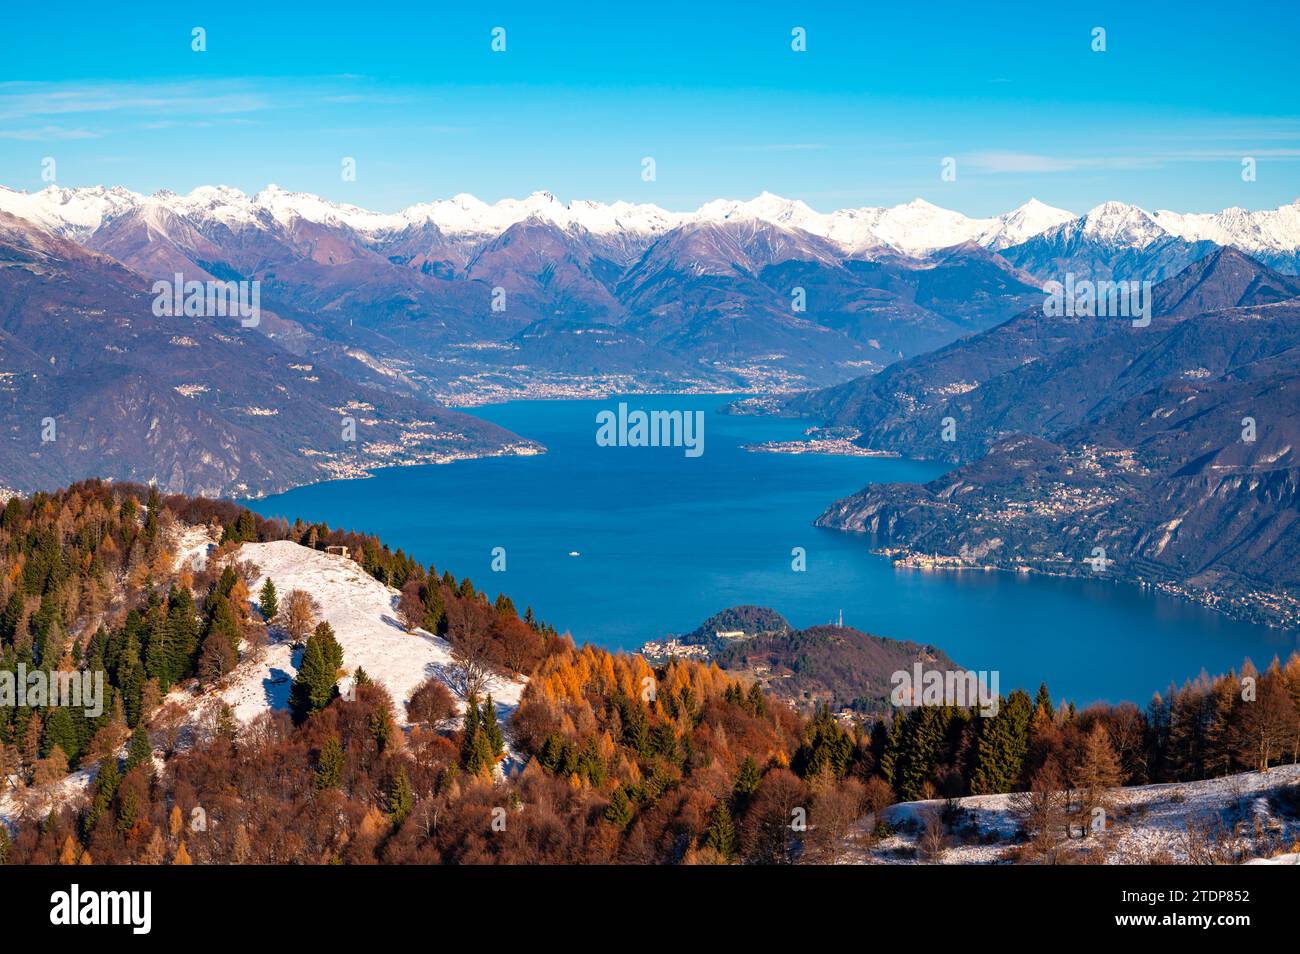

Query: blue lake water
249,394,1297,707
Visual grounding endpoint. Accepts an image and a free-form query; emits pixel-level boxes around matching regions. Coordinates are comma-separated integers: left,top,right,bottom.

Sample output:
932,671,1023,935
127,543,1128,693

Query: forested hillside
0,481,1297,864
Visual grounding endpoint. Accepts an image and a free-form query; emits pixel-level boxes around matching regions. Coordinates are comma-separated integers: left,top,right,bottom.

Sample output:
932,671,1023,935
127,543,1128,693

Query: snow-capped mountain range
3,177,1300,499
4,183,1299,261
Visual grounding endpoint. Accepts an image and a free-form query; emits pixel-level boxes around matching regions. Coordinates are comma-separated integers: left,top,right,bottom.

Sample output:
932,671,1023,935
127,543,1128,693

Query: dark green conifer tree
315,736,344,789
733,755,761,809
481,695,504,758
1034,682,1054,719
388,768,413,826
704,801,737,860
289,631,339,724
258,578,278,621
204,595,242,656
124,723,152,774
969,689,1034,795
165,586,200,683
603,786,635,829
41,707,79,763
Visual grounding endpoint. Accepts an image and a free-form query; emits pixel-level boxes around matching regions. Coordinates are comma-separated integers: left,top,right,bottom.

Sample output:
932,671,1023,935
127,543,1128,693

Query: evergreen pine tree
733,755,761,809
314,621,343,674
421,583,445,636
289,632,338,724
481,695,504,758
315,736,344,789
0,590,24,646
794,705,855,780
124,724,152,774
144,605,173,690
969,690,1034,795
84,756,120,837
460,695,481,770
234,510,257,544
603,786,635,829
388,768,413,826
879,709,907,787
258,578,279,621
165,586,200,684
205,595,242,657
370,703,394,753
1034,682,1054,719
704,801,737,860
41,707,79,763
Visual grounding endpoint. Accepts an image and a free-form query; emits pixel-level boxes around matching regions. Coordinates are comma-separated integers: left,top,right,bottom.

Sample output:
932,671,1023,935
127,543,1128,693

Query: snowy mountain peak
1078,201,1166,247
3,183,1300,259
979,198,1076,250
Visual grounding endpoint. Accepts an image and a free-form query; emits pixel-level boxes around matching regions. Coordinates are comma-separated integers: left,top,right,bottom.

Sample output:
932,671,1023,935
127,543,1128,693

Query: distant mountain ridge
0,184,1079,397
6,183,1295,406
0,210,535,497
804,249,1300,626
7,180,1300,504
6,184,1300,266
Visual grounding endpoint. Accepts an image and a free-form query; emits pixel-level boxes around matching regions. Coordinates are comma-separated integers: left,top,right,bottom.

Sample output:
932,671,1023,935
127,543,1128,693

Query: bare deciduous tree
1236,670,1298,771
397,579,425,633
275,589,320,645
1011,761,1069,859
447,627,495,700
407,677,456,727
917,806,948,863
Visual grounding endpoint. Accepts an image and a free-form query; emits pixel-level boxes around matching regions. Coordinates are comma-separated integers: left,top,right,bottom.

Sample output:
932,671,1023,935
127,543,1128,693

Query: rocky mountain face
787,249,1300,461
8,184,1296,403
0,211,533,497
1,185,1079,397
5,180,1300,506
807,251,1300,626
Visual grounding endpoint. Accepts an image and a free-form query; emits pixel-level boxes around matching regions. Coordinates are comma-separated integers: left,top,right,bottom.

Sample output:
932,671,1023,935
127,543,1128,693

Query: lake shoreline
249,394,1295,704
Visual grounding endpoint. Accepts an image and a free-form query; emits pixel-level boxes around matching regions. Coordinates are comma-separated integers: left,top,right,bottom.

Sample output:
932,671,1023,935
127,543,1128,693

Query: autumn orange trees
3,481,1299,867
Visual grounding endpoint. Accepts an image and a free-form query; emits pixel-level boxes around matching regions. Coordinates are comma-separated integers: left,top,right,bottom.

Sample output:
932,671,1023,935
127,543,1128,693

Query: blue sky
1,0,1297,215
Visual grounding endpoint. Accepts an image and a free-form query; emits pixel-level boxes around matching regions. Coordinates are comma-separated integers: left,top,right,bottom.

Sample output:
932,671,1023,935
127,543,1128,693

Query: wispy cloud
741,143,828,152
964,145,1300,175
0,80,273,122
963,151,1161,174
135,118,261,130
0,125,100,141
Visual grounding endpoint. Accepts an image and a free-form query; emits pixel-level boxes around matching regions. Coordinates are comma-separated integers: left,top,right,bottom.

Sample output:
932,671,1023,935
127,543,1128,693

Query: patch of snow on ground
847,764,1300,865
0,766,95,831
167,541,523,734
172,523,218,573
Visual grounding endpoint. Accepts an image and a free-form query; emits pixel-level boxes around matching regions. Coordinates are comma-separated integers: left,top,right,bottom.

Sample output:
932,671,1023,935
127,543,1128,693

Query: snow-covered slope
4,181,1299,262
1072,200,1169,247
1155,200,1300,258
171,538,524,729
854,764,1300,865
976,198,1078,249
0,184,139,240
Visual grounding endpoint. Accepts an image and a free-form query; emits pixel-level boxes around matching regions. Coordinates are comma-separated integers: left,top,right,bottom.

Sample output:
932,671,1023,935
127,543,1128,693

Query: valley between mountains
3,183,1300,631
